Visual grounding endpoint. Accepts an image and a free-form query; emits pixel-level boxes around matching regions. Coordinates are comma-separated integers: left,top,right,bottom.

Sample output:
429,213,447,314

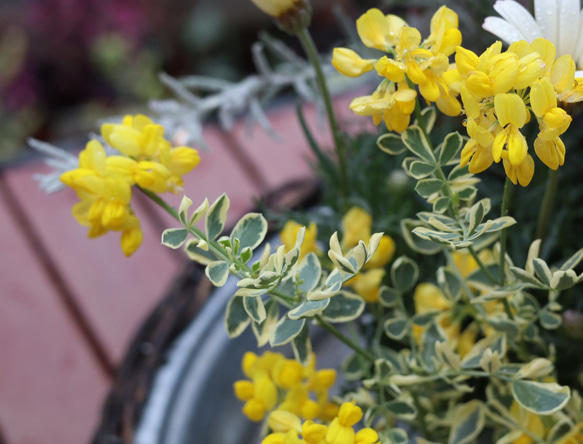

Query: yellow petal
375,56,404,82
357,9,392,51
494,93,527,128
332,48,375,78
530,78,557,117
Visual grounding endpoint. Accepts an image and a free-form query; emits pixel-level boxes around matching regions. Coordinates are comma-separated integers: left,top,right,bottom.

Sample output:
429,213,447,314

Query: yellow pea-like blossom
333,6,462,133
60,114,200,256
280,220,320,260
326,401,379,444
448,37,583,186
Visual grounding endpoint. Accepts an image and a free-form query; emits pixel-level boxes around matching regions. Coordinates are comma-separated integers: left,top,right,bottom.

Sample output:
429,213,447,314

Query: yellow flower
250,0,297,17
347,269,385,303
509,401,546,444
241,371,278,422
280,220,320,260
332,48,375,78
334,6,462,132
414,282,452,313
341,207,372,250
325,401,378,444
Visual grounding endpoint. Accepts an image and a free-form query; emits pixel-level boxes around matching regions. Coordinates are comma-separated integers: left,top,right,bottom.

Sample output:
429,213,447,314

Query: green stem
535,168,559,243
468,246,497,285
315,315,376,362
296,27,349,200
499,178,514,320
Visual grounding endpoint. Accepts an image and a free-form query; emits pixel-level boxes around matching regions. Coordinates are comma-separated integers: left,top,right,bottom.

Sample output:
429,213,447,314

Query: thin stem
315,315,376,362
468,246,497,285
296,27,349,200
499,177,515,320
535,168,559,243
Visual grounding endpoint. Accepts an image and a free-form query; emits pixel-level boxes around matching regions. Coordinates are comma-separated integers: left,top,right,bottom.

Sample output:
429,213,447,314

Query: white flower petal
573,8,583,68
535,0,558,46
557,0,582,57
494,0,542,41
483,16,527,43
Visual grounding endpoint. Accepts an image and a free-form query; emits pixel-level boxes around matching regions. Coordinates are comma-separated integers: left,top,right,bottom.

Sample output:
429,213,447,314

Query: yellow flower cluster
60,114,200,256
262,401,378,444
332,6,462,132
445,38,583,186
234,351,338,423
341,207,395,303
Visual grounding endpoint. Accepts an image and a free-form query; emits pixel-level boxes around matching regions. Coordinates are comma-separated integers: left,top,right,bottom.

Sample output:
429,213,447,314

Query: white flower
483,0,583,69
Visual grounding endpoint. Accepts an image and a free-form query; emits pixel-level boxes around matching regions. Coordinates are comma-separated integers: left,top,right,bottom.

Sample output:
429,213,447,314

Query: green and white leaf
379,286,400,307
512,380,570,415
402,125,436,163
439,132,463,165
320,291,365,323
448,400,485,444
178,195,193,225
401,219,443,255
415,178,443,198
243,296,266,323
230,212,268,252
225,296,250,338
184,238,215,265
295,252,322,293
205,193,230,240
188,197,209,227
384,317,409,340
205,261,230,287
539,309,562,329
403,157,436,179
461,334,506,369
377,133,406,155
270,317,306,346
391,256,419,293
251,299,279,347
288,299,330,320
161,228,189,249
291,322,312,366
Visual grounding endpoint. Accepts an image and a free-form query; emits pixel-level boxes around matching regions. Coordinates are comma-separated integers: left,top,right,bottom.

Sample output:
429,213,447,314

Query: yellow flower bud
341,207,372,249
337,401,363,427
332,48,375,78
120,216,143,257
534,137,566,170
233,380,255,401
414,282,451,313
166,146,201,176
302,421,327,444
355,428,379,444
268,410,302,433
135,161,171,193
274,359,304,389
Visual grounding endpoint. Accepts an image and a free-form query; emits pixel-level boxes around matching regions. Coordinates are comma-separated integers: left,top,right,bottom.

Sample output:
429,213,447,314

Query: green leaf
377,133,406,155
288,299,330,320
320,291,365,323
188,197,209,227
379,286,400,307
384,317,409,340
342,353,365,381
243,296,266,323
448,164,471,180
387,428,409,444
205,261,229,287
391,256,419,292
439,132,463,165
550,269,580,291
296,253,321,293
230,212,268,252
240,247,253,263
415,178,443,198
225,296,250,338
206,194,230,240
161,228,189,249
292,322,312,366
510,267,543,287
539,309,562,329
402,125,436,163
270,317,306,346
448,401,485,444
512,380,570,415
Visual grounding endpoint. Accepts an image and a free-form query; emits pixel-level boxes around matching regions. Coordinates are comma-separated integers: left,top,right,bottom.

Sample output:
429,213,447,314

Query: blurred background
0,0,523,164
